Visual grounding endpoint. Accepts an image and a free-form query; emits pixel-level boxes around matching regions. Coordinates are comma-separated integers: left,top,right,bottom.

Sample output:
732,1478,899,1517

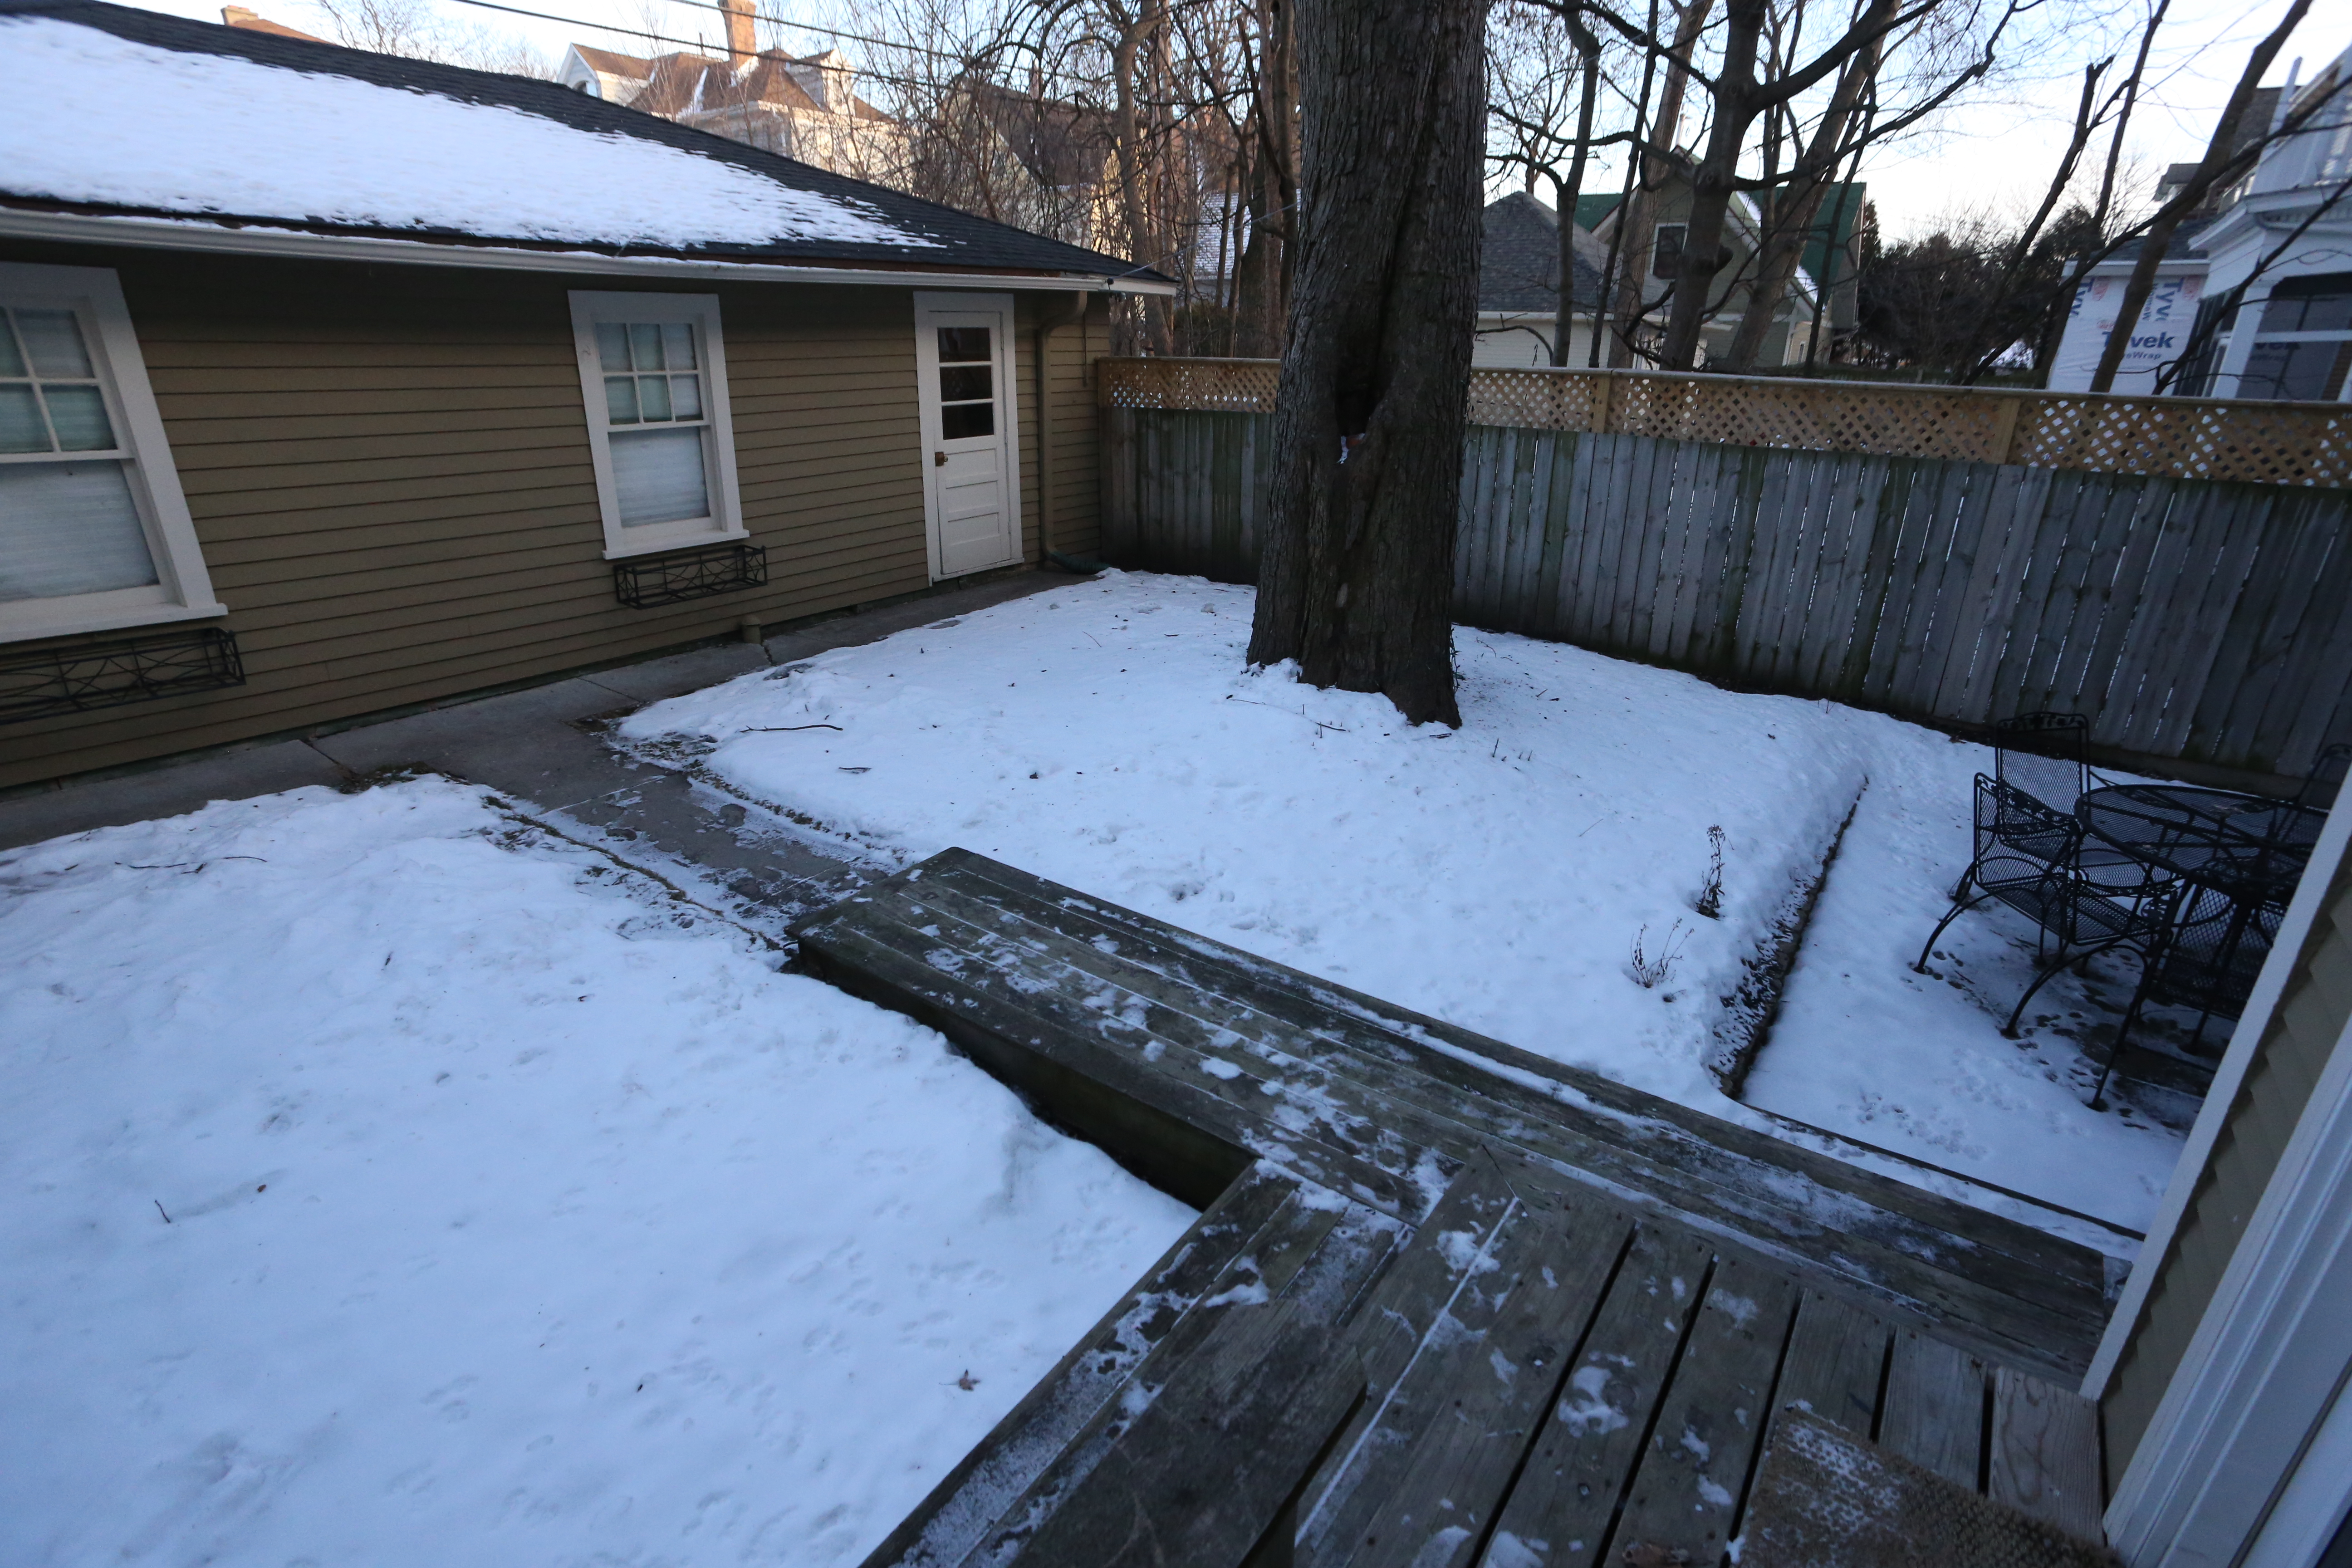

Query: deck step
795,848,2112,1377
797,851,2116,1568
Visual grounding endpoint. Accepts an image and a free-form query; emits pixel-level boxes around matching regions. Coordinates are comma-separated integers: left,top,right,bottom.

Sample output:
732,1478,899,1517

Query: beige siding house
2087,800,2352,1563
1,0,1165,795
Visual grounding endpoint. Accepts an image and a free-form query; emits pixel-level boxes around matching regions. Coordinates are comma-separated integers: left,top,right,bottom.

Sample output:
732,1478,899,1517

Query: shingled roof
1480,192,1607,314
0,0,1166,287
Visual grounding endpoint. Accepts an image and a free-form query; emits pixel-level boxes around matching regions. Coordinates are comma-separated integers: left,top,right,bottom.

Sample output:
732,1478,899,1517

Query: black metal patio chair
1991,711,2090,813
1914,776,2167,1034
1980,710,2163,900
2087,880,2289,1108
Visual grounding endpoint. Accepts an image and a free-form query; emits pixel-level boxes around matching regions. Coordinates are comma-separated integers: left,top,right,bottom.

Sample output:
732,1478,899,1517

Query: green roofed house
1528,180,1866,367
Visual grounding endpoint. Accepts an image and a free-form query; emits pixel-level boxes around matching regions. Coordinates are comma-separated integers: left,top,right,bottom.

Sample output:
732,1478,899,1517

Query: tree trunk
1551,12,1602,367
1656,0,1768,370
1606,0,1713,366
1232,0,1295,358
1721,46,1875,370
1245,0,1485,727
2092,0,2309,391
1110,0,1172,354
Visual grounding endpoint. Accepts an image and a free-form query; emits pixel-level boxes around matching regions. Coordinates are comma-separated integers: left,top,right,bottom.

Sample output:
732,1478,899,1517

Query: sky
88,0,2352,241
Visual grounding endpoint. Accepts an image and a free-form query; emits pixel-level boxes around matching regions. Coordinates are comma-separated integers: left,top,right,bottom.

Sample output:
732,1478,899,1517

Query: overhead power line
440,0,986,69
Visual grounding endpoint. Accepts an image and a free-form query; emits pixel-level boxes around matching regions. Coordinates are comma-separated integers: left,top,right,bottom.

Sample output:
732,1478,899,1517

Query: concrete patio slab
0,572,1072,913
0,739,348,850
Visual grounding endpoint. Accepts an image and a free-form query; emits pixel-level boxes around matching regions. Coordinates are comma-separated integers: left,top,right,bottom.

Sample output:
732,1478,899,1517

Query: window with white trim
567,291,745,558
0,262,222,643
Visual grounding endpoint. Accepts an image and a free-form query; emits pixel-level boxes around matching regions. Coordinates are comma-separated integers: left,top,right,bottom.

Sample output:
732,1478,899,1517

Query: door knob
934,451,946,466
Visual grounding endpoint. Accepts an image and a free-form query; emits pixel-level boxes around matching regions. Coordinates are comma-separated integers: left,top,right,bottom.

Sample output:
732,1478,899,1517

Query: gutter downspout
1034,293,1091,569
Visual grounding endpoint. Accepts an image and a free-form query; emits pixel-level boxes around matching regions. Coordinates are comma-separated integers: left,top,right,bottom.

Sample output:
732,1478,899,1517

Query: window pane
2309,293,2352,333
0,314,25,378
0,461,158,603
596,322,631,372
662,322,697,369
941,401,995,439
15,308,96,378
939,363,992,401
2259,273,2352,333
629,323,665,371
604,375,640,425
2242,341,2342,401
638,373,673,421
670,374,702,419
0,383,49,453
1653,225,1686,280
610,426,709,525
43,384,116,451
937,326,990,363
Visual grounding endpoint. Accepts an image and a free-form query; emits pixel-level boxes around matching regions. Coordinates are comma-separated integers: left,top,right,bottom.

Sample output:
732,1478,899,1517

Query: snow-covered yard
625,570,2190,1235
4,571,2207,1565
0,780,1191,1567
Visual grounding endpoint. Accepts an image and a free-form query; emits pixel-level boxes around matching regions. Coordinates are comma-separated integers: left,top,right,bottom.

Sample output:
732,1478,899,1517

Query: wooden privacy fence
1099,358,2352,778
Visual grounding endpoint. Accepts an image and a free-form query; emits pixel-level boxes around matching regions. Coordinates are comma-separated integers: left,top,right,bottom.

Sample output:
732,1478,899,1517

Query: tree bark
1551,10,1603,367
1721,44,1875,370
1244,0,1485,727
1656,0,1770,369
1232,0,1295,358
1658,0,1907,370
1606,0,1714,366
1109,0,1172,354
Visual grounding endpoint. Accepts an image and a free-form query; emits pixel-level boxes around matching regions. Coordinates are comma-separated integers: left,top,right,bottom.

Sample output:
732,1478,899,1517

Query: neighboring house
2150,86,2283,221
0,0,1171,793
218,4,325,43
1473,191,1609,368
1543,186,1834,369
1570,181,1856,367
2048,58,2349,401
2045,236,2210,397
2184,49,2352,402
556,0,903,182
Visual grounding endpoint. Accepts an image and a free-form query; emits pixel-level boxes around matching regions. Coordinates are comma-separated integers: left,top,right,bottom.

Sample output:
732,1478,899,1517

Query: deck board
799,850,2115,1568
1608,1256,1801,1566
1476,1223,1720,1567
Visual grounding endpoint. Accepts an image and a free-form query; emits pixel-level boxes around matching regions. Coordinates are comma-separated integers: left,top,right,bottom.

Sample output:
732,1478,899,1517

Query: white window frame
0,261,224,645
566,290,747,559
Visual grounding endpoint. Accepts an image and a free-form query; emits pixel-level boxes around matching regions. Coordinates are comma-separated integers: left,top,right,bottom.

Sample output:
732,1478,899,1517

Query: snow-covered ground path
0,779,1192,1568
623,570,2190,1235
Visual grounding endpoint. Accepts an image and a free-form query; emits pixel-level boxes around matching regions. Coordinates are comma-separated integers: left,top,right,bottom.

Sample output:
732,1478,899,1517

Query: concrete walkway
0,572,1065,936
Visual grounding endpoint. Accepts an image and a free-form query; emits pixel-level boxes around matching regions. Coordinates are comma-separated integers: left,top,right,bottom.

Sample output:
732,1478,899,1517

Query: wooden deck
794,849,2115,1568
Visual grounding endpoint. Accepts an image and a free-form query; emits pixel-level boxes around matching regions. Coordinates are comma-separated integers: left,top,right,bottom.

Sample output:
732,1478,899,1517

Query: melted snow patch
1557,1364,1629,1435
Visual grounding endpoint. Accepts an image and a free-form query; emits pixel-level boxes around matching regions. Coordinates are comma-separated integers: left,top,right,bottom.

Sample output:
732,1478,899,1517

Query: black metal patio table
2076,784,2317,1078
2075,784,2319,896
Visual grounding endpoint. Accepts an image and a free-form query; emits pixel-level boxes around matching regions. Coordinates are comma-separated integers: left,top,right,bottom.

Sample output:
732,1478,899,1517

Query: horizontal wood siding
1102,406,2352,779
2,242,1093,792
2100,858,2352,1480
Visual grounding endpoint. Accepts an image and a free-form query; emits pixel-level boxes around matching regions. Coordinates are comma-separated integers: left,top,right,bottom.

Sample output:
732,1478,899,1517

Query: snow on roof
2,11,932,251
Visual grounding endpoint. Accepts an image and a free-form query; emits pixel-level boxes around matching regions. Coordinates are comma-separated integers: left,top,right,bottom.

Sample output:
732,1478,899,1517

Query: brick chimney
719,0,755,69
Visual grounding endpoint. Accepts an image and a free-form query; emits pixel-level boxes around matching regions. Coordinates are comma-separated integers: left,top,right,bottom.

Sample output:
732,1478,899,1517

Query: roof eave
0,205,1181,294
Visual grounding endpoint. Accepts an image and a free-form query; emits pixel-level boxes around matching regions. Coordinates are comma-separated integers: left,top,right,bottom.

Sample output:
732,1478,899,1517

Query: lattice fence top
1605,374,2013,464
1099,357,2352,486
1100,357,1279,414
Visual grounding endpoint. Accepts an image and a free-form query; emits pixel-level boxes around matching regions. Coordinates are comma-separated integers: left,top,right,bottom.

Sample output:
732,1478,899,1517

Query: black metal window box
613,541,769,609
1,626,245,725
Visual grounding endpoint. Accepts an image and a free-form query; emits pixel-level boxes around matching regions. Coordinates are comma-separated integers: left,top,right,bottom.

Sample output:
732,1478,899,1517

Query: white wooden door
914,293,1021,580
